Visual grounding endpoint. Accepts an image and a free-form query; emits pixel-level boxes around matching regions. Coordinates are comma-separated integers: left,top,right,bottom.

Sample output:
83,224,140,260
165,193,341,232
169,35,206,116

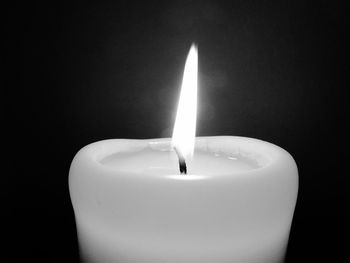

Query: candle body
69,136,298,263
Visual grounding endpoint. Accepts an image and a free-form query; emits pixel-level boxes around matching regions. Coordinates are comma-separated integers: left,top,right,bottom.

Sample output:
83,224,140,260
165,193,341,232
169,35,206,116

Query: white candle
70,137,298,263
69,45,298,263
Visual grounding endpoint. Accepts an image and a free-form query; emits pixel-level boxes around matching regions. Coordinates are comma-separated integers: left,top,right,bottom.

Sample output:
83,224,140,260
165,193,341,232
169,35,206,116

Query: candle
69,45,298,263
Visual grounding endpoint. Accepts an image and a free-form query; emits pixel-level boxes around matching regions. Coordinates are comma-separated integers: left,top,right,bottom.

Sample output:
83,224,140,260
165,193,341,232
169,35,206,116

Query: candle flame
172,44,198,160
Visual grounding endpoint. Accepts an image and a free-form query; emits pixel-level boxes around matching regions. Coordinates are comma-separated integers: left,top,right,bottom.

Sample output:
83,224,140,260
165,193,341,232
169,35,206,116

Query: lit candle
69,45,298,263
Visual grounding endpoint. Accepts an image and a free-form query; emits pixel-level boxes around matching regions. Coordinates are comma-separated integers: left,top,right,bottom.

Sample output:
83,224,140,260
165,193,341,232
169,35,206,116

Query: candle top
73,136,295,181
100,147,261,177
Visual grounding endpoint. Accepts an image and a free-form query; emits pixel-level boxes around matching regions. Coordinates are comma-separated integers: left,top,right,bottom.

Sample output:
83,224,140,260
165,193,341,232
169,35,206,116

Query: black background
5,0,346,262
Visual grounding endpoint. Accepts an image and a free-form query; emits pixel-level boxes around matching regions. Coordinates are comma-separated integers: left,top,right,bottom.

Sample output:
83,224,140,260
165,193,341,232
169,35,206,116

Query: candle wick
174,147,187,175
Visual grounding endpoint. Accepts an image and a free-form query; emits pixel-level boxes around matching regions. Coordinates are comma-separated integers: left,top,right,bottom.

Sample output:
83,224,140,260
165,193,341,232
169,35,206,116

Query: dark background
5,0,346,262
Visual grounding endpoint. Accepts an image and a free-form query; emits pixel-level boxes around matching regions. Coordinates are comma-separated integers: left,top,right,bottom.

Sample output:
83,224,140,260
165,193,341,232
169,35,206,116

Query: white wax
100,148,260,175
69,136,298,263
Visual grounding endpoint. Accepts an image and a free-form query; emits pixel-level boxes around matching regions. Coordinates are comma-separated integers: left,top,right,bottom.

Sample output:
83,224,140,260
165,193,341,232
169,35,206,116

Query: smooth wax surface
100,148,260,175
69,136,298,263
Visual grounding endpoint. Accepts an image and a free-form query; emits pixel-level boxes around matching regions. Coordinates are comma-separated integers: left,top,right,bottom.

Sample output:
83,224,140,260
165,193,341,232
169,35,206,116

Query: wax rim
73,136,296,180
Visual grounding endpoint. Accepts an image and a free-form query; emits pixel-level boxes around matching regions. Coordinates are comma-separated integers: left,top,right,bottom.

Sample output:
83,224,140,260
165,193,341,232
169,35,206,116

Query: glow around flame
172,44,198,160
